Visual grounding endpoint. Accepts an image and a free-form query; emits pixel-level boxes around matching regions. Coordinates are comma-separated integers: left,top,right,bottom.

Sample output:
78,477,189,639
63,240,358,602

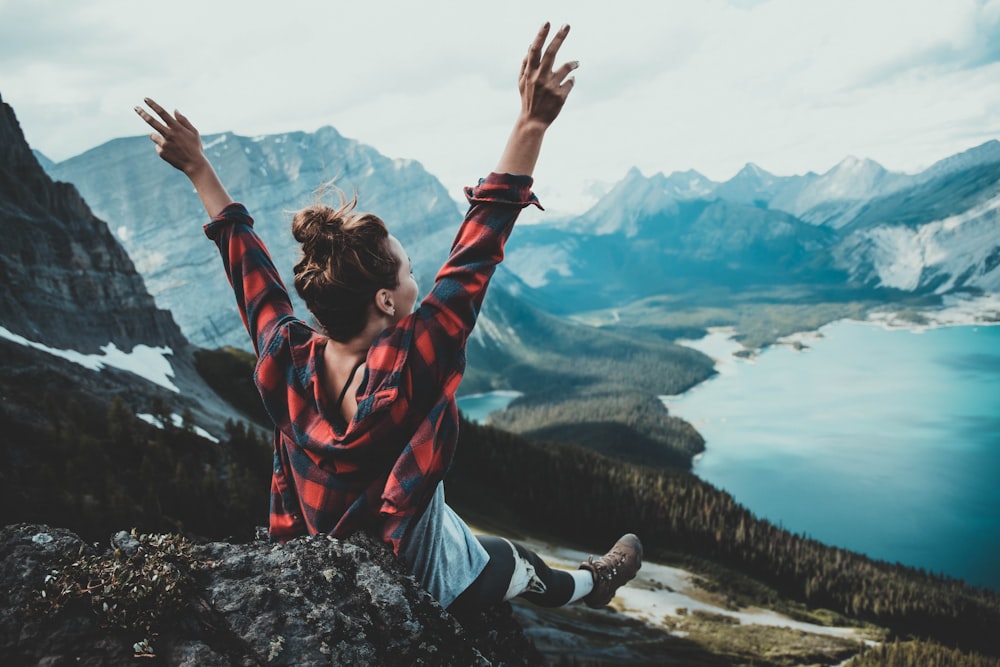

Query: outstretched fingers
133,98,207,176
134,105,168,138
539,24,570,72
525,22,550,73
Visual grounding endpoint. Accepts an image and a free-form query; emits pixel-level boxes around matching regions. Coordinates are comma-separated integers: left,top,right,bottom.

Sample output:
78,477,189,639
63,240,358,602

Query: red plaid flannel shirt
205,172,540,552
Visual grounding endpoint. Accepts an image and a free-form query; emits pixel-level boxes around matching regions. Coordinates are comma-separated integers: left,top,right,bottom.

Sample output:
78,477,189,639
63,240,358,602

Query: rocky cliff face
0,91,260,440
0,92,185,354
0,523,542,666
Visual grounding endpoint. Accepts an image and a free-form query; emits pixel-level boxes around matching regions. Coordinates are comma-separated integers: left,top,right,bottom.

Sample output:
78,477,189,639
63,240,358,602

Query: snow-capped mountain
504,140,1000,310
713,162,794,206
770,156,907,228
834,193,1000,293
833,165,1000,294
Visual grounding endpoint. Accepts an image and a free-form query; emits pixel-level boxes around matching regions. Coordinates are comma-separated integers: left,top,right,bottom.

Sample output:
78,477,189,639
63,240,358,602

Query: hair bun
291,205,338,244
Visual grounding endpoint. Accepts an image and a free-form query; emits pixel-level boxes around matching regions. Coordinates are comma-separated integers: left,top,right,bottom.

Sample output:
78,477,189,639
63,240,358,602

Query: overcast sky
2,0,999,213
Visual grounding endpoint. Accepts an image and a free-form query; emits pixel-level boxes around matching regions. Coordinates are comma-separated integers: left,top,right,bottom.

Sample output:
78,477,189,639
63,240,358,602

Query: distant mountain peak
829,155,886,175
723,162,779,191
738,162,771,177
818,157,889,194
656,169,716,199
624,165,647,180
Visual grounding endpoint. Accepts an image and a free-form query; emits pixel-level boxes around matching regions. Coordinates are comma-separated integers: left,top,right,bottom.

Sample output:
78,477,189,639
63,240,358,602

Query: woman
136,22,641,617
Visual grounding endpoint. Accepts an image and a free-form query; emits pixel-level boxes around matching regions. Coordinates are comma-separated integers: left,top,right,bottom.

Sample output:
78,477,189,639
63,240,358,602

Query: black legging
447,535,575,617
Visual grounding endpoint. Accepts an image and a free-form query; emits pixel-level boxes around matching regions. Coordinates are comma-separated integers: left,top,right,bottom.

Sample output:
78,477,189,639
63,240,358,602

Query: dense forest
489,389,704,468
464,292,716,465
0,378,271,541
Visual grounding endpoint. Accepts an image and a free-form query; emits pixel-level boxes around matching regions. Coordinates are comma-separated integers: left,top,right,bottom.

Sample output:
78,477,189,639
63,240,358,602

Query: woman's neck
325,317,389,362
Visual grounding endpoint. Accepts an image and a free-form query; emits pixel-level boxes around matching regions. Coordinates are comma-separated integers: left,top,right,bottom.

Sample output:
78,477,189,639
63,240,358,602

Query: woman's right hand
135,98,209,176
135,97,233,217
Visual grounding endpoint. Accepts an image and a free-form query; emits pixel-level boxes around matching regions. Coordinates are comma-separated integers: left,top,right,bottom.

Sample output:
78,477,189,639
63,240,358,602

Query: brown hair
291,187,399,342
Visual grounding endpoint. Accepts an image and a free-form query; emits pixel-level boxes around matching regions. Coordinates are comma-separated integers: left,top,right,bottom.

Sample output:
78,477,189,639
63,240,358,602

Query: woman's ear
374,288,396,317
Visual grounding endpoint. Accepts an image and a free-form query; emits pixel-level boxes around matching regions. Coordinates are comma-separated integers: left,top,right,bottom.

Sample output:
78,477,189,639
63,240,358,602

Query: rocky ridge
0,523,541,666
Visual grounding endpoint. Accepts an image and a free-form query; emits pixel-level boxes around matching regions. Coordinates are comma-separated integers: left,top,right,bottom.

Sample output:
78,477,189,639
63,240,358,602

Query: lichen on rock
0,523,543,666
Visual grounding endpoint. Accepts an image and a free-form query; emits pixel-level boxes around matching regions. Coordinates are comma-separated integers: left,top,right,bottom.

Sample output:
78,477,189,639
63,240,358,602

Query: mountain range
503,142,1000,315
37,122,713,402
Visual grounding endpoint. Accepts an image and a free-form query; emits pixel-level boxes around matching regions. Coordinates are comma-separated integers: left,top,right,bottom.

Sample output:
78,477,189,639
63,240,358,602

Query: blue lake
664,320,1000,591
457,390,522,424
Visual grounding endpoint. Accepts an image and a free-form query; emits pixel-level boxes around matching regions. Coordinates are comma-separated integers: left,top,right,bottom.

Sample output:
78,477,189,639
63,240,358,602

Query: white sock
567,568,595,604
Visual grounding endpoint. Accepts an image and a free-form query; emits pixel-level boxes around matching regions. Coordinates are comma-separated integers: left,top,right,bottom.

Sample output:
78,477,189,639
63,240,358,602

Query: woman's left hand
135,98,208,176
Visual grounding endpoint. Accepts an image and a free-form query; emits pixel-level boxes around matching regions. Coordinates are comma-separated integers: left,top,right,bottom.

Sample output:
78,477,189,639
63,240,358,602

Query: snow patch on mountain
835,191,1000,292
137,412,220,442
203,134,229,150
0,325,178,392
470,310,522,348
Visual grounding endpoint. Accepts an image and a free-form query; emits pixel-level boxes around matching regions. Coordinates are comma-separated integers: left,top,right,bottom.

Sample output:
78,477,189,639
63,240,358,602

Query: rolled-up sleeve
404,173,541,399
204,203,295,357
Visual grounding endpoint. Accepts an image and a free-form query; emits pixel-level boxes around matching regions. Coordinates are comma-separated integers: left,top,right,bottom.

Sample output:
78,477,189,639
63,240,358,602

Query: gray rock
0,523,543,666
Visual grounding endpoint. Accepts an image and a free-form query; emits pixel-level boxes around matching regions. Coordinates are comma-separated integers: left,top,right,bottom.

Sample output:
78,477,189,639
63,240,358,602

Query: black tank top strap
336,359,366,410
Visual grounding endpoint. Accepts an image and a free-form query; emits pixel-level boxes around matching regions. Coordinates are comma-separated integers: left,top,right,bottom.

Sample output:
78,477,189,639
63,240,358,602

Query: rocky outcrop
0,523,543,666
0,91,186,354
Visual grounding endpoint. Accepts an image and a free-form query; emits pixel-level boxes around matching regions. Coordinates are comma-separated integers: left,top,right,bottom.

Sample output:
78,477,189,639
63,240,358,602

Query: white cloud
3,0,998,214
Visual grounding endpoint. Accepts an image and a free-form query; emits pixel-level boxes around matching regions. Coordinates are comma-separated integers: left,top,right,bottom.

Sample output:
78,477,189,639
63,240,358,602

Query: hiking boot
579,533,643,608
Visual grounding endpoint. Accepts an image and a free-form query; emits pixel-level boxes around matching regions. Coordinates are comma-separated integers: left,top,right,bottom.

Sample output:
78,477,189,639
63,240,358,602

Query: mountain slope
44,128,461,350
0,101,183,355
833,174,1000,293
0,88,257,463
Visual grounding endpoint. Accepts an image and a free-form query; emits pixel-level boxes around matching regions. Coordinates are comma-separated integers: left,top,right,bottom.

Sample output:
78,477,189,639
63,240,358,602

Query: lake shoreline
663,298,1000,591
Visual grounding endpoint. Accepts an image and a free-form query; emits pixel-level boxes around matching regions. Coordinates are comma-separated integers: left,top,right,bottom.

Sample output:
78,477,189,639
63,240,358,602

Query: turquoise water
457,390,522,424
665,321,1000,591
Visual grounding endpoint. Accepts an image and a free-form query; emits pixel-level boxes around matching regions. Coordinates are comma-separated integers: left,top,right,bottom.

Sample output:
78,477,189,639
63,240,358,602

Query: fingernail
572,61,580,69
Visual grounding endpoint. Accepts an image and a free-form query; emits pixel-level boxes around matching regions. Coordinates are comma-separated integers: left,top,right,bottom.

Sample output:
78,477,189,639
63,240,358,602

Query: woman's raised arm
495,22,578,177
135,98,234,218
